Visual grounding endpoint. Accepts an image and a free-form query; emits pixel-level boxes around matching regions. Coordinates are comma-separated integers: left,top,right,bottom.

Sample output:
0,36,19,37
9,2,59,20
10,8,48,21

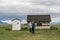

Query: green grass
0,24,60,40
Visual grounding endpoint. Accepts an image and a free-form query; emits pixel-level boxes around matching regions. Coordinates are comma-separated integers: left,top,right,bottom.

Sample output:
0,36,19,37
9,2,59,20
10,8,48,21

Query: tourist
28,22,32,32
31,21,35,34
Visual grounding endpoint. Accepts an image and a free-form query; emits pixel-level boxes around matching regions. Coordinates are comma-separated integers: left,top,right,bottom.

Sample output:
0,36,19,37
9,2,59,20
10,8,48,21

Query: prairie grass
0,24,60,40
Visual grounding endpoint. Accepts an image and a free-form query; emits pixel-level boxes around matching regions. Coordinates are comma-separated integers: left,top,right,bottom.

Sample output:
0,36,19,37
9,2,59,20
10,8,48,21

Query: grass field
0,24,60,40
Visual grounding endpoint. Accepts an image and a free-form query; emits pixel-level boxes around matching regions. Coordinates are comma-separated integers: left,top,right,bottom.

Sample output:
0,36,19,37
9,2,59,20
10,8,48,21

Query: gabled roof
27,15,51,23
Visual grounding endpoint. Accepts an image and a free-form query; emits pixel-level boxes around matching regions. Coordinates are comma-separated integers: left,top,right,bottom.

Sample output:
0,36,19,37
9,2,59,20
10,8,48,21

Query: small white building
12,18,21,30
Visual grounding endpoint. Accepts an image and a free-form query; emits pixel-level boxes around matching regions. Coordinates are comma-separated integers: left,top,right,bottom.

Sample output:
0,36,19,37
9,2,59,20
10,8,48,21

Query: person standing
28,22,32,32
31,21,35,34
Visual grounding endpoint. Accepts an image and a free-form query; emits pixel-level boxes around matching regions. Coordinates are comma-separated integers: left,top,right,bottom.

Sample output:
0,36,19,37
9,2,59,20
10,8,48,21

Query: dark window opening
17,22,19,24
37,23,42,26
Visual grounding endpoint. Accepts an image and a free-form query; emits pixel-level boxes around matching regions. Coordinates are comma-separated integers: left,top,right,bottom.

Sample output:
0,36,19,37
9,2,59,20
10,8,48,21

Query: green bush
50,26,58,30
21,26,28,30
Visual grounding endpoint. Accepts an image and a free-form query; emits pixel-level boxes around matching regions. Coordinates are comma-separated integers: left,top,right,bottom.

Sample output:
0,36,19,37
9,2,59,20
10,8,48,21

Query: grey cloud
26,0,60,6
50,13,60,18
0,0,60,15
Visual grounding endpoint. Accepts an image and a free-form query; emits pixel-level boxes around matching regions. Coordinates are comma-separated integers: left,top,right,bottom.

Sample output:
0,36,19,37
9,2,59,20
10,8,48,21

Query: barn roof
27,15,51,23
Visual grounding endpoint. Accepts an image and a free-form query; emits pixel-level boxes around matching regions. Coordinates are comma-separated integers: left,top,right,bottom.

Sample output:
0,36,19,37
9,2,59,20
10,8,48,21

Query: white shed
12,18,21,30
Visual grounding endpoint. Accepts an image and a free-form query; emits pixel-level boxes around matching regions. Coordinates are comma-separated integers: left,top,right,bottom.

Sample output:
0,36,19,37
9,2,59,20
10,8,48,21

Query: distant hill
0,20,60,25
0,21,7,24
50,22,60,24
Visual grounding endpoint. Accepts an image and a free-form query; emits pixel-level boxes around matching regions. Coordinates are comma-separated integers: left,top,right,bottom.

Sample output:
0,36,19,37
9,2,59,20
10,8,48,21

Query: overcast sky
0,0,60,20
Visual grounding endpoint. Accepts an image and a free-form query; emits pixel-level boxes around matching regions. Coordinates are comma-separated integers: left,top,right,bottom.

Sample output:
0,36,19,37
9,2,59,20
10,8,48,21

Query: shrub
21,26,28,30
50,26,58,30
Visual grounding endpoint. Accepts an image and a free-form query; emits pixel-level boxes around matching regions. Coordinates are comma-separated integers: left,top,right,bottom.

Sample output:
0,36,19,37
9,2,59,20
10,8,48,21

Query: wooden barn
27,15,51,29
